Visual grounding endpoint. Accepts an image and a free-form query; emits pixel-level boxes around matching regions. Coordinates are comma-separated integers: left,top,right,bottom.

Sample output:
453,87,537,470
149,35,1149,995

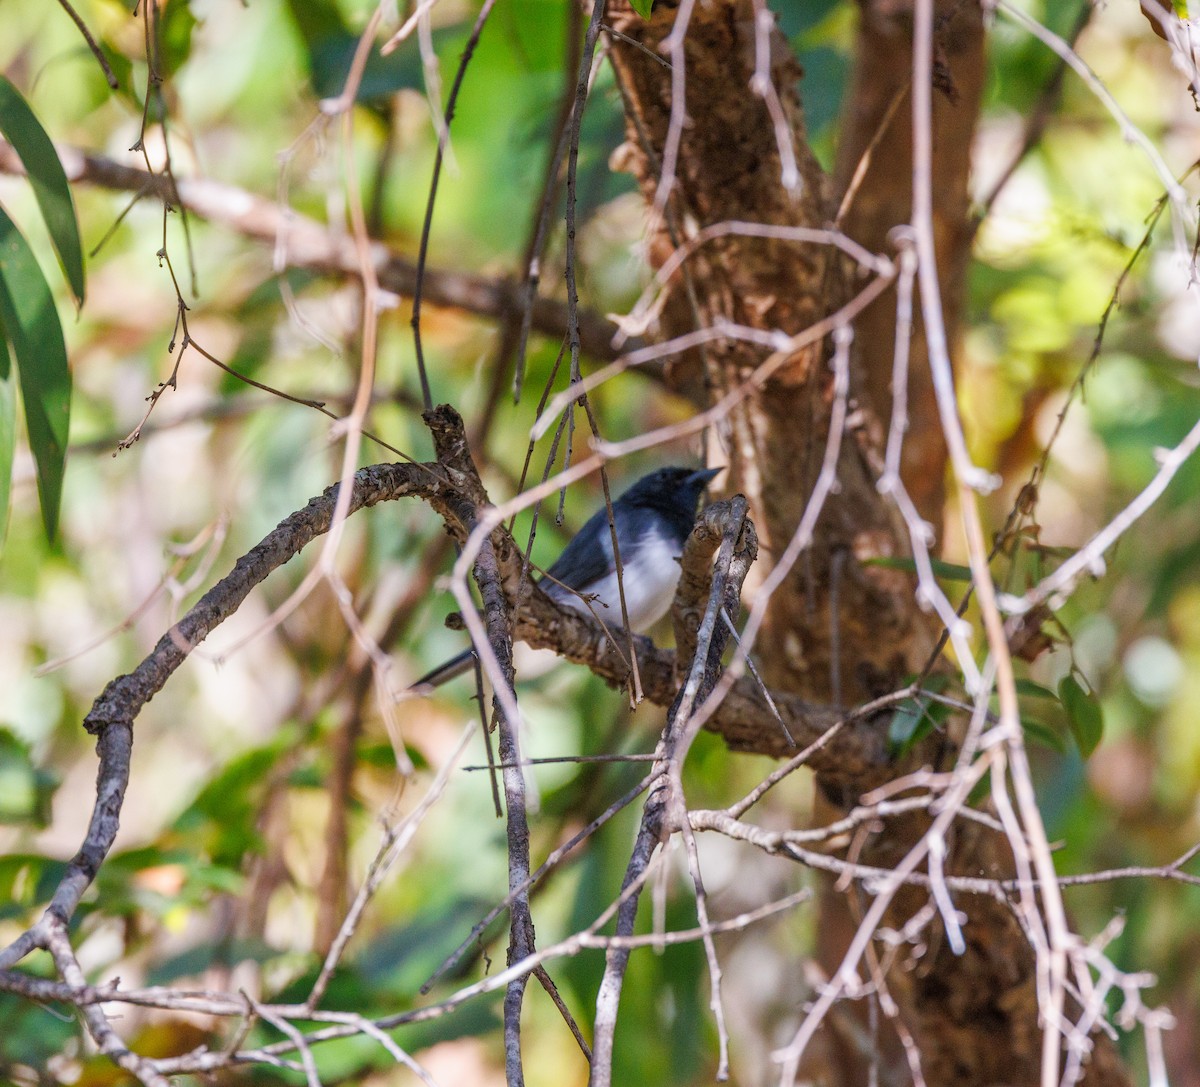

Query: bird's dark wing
543,504,620,593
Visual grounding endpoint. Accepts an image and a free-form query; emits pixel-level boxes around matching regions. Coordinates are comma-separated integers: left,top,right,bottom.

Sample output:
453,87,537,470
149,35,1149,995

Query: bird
411,465,722,690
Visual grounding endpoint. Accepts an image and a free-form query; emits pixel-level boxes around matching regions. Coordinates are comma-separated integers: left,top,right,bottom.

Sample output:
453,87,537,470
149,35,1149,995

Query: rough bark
604,2,1133,1085
608,0,937,710
836,0,985,528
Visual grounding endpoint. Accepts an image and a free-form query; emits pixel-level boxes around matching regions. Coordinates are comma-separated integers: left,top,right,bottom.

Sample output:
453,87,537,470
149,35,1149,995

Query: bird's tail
409,648,477,693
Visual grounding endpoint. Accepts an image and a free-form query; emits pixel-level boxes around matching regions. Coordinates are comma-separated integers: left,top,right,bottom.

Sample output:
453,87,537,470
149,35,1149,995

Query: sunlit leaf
0,76,85,305
0,728,59,826
160,0,198,79
0,207,71,541
1059,673,1104,758
629,0,655,17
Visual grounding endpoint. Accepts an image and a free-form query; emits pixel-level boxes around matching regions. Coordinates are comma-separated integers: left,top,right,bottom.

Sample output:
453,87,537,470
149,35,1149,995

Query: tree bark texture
835,0,985,529
608,0,939,710
604,2,1133,1084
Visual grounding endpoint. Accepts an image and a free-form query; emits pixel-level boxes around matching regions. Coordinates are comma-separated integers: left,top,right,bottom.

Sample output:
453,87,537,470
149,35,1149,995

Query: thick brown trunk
605,2,1133,1084
608,0,936,711
835,0,984,529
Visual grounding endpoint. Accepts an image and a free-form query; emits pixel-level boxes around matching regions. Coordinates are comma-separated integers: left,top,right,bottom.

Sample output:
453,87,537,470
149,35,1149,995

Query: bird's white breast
550,525,682,632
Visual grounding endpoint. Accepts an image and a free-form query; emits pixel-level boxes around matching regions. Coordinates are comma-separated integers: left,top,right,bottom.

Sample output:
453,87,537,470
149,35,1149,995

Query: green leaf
160,0,199,79
358,739,430,772
0,76,85,305
1021,718,1066,754
147,937,283,986
285,0,437,104
0,727,59,826
0,207,72,541
0,853,67,920
629,0,655,17
1014,677,1057,700
1059,673,1104,757
0,334,13,550
863,555,974,581
887,678,952,754
0,991,78,1065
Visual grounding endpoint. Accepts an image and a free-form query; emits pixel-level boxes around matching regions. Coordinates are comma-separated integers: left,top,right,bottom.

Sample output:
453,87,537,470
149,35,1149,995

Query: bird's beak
690,467,723,488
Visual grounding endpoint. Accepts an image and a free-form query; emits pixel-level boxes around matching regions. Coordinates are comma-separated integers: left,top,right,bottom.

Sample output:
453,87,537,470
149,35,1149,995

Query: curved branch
0,459,451,975
1,408,884,986
0,140,625,364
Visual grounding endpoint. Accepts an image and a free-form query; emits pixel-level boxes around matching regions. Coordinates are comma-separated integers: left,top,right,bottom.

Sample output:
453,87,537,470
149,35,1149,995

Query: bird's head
618,465,722,523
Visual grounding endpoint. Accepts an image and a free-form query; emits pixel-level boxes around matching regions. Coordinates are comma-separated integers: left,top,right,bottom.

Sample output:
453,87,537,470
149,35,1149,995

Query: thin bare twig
411,0,500,410
591,499,755,1084
55,0,119,87
1000,415,1200,617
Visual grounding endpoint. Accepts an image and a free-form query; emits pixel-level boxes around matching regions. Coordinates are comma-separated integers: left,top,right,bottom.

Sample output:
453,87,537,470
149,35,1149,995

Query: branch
1,406,880,978
0,405,890,1083
592,496,756,1085
426,408,539,1086
0,140,624,364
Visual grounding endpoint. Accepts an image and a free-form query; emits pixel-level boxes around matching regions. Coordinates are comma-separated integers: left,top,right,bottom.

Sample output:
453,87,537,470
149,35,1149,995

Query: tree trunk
604,1,1133,1083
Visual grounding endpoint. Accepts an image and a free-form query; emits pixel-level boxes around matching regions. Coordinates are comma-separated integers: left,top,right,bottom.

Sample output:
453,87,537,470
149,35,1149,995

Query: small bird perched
412,465,722,690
